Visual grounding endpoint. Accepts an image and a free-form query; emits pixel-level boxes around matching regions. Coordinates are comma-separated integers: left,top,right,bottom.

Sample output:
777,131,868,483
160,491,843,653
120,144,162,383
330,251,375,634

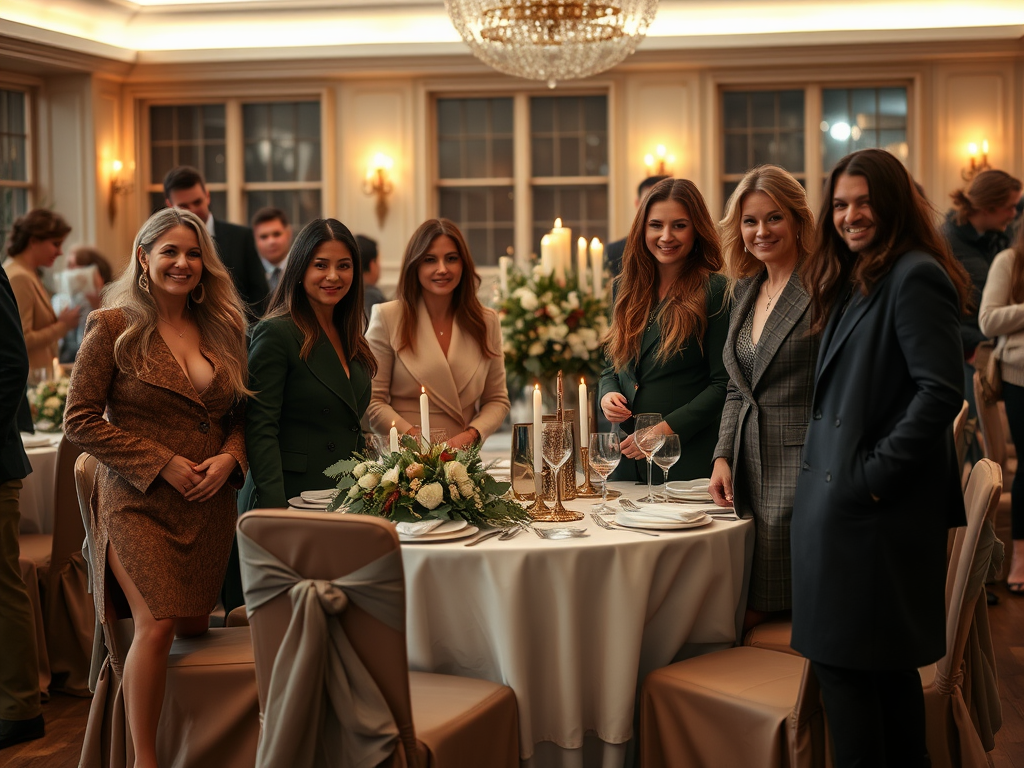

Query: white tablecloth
19,432,63,534
400,481,755,768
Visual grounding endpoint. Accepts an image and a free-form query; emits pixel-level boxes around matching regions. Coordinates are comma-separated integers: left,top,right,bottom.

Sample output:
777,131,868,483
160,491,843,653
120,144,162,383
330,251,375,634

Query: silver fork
622,496,738,520
591,512,660,537
619,498,642,511
498,526,522,541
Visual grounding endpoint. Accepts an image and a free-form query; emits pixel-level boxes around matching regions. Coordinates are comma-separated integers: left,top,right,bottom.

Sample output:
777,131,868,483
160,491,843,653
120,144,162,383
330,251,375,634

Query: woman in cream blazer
3,210,81,371
366,219,509,448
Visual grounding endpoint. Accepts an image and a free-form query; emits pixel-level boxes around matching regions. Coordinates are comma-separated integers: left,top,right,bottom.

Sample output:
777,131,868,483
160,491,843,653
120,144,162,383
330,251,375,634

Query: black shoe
0,714,44,750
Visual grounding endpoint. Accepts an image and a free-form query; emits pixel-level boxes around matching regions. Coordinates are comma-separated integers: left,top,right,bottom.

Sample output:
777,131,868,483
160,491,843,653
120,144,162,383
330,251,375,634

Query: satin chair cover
920,458,1003,768
973,373,1013,520
237,509,520,768
74,451,260,768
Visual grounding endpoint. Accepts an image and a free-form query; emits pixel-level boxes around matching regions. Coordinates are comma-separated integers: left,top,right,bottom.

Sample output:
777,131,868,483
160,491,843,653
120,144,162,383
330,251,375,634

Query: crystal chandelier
445,0,660,88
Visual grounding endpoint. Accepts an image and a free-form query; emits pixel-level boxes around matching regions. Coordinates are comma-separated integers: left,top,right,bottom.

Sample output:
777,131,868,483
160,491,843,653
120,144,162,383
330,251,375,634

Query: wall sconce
962,140,991,182
643,145,675,176
108,159,133,225
363,153,394,228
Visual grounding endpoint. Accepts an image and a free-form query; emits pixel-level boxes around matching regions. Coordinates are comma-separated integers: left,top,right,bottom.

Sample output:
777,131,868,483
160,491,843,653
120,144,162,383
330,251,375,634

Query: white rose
528,342,545,356
546,304,561,321
44,396,62,409
347,485,363,499
352,462,367,478
445,461,470,485
381,466,400,486
532,264,550,280
358,472,380,490
513,287,539,312
416,482,444,510
57,384,69,396
565,292,580,310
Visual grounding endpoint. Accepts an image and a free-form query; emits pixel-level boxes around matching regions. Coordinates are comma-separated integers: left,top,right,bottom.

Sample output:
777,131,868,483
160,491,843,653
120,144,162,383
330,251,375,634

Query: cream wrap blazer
365,300,510,441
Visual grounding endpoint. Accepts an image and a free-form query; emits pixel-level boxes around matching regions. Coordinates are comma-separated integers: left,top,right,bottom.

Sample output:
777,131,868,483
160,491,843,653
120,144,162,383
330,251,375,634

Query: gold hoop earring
191,283,205,304
138,271,149,291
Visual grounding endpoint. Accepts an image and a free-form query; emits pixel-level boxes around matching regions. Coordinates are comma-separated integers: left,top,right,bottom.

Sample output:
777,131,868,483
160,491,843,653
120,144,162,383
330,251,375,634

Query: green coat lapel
305,335,364,422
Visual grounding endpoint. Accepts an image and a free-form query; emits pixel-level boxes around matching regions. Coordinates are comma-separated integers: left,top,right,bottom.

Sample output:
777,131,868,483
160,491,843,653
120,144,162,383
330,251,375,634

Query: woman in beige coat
366,219,509,448
3,210,80,373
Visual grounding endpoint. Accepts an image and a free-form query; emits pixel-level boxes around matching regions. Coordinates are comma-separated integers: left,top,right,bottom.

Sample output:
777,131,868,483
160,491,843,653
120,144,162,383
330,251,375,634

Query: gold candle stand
574,446,602,498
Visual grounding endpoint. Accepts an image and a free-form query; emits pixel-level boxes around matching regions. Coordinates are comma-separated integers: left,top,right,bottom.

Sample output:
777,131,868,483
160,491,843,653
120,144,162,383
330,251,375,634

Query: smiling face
644,199,695,277
417,234,463,299
140,225,203,301
832,172,877,254
740,191,798,268
302,239,353,315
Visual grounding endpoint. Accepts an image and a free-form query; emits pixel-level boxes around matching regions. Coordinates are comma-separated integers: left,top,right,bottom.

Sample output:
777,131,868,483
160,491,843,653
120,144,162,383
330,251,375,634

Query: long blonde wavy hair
104,208,251,398
606,178,724,371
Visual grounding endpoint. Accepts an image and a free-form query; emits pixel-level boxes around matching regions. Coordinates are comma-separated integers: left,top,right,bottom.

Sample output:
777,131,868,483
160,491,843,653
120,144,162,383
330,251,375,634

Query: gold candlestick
575,446,602,498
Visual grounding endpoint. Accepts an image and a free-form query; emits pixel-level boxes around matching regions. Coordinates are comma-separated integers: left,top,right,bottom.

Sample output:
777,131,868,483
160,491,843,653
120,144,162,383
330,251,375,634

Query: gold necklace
763,280,783,313
159,316,186,338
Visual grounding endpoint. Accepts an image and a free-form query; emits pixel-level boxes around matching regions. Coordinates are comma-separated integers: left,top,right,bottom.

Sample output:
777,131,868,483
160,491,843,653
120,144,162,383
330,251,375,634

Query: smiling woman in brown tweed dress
64,208,250,768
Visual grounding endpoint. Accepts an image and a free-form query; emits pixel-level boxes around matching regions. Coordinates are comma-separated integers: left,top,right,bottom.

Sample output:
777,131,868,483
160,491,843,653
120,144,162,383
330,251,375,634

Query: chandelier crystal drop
445,0,659,87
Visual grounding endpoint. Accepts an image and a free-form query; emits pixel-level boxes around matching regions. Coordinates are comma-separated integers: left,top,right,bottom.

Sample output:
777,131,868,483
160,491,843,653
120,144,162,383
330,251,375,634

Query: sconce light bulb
982,140,989,154
656,144,666,158
643,153,654,167
967,142,978,156
112,159,123,174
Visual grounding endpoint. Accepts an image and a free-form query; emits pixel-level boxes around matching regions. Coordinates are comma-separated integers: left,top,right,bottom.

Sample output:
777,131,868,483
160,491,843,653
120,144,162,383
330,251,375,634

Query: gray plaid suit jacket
714,270,819,611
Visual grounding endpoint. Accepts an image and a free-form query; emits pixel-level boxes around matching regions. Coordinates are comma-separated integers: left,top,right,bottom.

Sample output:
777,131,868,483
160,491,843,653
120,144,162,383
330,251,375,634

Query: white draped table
18,431,63,534
400,481,755,768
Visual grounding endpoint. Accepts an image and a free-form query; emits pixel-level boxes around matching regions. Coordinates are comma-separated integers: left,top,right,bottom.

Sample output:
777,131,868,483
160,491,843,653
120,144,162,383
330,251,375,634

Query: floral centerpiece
496,264,611,395
325,438,530,528
29,377,70,432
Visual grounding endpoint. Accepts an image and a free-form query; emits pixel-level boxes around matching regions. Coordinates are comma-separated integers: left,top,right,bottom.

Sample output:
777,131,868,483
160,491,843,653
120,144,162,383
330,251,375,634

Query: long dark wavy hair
264,218,377,376
803,149,972,335
607,178,724,371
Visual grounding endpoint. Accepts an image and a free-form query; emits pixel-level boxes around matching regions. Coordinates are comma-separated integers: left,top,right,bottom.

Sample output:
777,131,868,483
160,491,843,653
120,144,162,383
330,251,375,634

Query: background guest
64,208,250,768
978,223,1024,594
794,149,970,768
55,245,114,363
600,178,730,482
365,218,509,449
357,234,386,319
0,262,43,750
3,210,80,376
251,207,292,296
163,165,269,317
709,165,818,632
604,174,671,279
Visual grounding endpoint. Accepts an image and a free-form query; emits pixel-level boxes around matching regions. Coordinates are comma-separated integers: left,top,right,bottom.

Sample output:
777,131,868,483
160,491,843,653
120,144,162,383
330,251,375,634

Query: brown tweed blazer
64,308,247,620
713,270,819,611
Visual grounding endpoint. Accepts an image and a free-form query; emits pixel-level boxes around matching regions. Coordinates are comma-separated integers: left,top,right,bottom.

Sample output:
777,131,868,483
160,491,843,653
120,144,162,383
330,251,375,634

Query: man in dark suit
163,166,269,317
0,263,43,750
604,174,670,279
792,149,969,768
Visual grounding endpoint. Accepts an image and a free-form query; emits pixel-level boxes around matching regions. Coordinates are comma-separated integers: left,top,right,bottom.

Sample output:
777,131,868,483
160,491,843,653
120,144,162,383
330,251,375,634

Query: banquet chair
238,509,520,768
74,452,260,768
953,400,970,483
973,373,1013,522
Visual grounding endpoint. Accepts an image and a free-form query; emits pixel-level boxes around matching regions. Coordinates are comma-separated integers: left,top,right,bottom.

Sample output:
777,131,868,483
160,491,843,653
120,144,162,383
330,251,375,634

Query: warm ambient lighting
963,140,991,182
363,153,394,228
643,144,675,176
108,159,133,225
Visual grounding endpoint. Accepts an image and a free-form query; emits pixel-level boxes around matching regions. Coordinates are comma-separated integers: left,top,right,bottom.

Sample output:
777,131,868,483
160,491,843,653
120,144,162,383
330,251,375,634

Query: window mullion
805,85,823,215
225,99,244,223
513,93,531,267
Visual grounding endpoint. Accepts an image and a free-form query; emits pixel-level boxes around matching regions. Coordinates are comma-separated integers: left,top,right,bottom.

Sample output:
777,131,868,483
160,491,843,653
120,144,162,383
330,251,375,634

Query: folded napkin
301,489,339,503
395,519,447,537
617,503,708,525
20,432,56,448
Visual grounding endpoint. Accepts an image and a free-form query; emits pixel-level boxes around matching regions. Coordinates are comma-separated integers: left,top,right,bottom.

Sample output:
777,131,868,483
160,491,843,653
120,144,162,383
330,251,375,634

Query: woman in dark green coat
599,178,730,482
240,218,377,511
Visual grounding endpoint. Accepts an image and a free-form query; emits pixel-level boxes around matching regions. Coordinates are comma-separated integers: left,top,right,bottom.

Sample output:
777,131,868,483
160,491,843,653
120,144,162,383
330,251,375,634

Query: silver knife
464,529,503,547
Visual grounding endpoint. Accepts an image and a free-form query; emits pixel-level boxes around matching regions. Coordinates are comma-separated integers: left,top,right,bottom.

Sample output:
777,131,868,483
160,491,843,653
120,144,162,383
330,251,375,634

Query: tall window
722,90,805,204
0,88,31,250
435,93,608,267
146,99,323,227
820,87,909,176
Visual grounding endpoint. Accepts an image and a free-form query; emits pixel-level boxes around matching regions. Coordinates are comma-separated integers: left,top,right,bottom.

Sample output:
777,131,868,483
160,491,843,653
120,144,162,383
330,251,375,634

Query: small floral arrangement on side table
325,438,530,529
29,377,70,432
496,264,611,395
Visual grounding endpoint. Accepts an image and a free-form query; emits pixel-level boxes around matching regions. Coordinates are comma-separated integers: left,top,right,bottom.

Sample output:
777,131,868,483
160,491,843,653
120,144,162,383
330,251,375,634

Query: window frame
0,82,36,215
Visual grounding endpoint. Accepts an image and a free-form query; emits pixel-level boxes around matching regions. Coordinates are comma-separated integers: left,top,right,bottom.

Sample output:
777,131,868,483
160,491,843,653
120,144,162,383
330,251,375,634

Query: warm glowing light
982,140,990,154
968,142,978,155
112,159,123,173
829,122,852,141
554,217,563,228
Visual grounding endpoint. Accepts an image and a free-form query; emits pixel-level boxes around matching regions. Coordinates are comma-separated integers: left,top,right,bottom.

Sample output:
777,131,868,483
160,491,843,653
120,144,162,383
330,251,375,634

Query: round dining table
18,431,63,534
399,481,755,768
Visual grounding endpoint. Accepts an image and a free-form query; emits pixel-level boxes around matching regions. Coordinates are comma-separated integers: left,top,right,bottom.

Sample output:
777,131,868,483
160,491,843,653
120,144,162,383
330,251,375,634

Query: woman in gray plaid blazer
709,166,820,630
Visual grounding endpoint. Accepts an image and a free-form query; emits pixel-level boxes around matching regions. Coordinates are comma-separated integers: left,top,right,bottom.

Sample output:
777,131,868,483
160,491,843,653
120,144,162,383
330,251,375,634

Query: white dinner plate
665,489,714,502
21,432,58,448
614,513,712,531
399,521,478,543
288,496,332,510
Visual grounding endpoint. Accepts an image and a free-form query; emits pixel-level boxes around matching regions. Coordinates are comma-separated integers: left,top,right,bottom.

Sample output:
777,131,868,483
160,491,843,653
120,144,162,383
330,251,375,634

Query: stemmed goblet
541,421,581,520
653,434,681,501
589,432,621,513
634,413,666,503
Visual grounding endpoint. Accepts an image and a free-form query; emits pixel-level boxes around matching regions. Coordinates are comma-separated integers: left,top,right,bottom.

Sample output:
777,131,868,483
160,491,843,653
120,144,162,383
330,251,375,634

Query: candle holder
574,446,603,498
530,421,583,522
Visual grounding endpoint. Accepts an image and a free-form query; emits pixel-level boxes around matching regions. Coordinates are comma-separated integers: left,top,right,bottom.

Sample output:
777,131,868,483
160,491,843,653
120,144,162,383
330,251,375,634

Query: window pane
178,144,200,170
493,138,514,178
436,97,514,180
148,103,227,184
465,139,488,178
203,105,226,140
821,87,907,171
439,139,462,179
243,101,321,183
722,90,805,178
0,188,28,252
465,99,488,135
531,94,607,177
532,138,554,177
559,136,581,176
751,92,776,128
204,143,227,184
437,186,514,266
724,134,748,175
0,89,29,183
151,106,174,142
245,189,321,228
177,106,199,141
531,185,608,258
722,92,747,130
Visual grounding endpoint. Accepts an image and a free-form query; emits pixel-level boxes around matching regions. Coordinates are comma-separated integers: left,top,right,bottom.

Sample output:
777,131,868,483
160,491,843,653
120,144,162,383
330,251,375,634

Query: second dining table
399,481,755,768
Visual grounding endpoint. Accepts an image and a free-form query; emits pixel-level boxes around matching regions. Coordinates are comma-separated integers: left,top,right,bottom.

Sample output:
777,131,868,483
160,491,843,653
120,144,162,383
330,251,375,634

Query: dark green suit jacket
600,273,730,482
240,315,370,511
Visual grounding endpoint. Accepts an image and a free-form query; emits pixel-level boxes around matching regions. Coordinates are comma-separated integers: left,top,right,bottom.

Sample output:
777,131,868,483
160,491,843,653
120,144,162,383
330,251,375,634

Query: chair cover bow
238,529,405,768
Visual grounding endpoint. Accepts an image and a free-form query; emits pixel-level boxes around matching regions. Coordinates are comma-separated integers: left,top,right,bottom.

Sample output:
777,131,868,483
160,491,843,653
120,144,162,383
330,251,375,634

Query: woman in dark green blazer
240,218,376,511
600,178,730,482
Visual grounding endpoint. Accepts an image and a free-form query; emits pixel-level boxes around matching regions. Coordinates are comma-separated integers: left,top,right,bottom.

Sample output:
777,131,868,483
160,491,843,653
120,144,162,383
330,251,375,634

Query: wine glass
633,413,666,503
589,432,621,513
653,434,681,501
542,421,574,514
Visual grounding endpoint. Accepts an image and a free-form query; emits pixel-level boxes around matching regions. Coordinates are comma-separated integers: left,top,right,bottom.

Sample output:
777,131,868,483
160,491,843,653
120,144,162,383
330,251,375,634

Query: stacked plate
615,503,712,530
396,519,478,543
665,478,714,503
288,489,340,510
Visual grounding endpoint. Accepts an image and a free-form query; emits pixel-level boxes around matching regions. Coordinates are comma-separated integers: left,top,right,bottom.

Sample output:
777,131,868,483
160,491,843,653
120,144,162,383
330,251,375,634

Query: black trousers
812,661,930,768
1000,381,1024,540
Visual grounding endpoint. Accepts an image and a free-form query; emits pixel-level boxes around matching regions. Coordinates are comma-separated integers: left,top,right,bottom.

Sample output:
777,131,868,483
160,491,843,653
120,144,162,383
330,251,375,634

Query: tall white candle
540,234,554,275
52,356,61,381
589,238,604,297
498,255,512,297
551,218,571,284
533,383,543,497
576,236,588,293
579,378,589,447
419,386,431,442
390,421,399,453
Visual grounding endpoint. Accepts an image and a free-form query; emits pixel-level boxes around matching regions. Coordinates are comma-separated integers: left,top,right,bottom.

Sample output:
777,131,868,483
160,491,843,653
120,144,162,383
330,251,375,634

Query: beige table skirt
20,432,62,535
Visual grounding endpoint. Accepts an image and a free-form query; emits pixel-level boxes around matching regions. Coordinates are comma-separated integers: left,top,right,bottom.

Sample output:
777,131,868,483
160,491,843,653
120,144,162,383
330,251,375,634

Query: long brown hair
720,165,814,297
950,169,1022,226
264,218,377,376
804,148,972,335
104,208,251,398
607,178,724,371
395,218,497,357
